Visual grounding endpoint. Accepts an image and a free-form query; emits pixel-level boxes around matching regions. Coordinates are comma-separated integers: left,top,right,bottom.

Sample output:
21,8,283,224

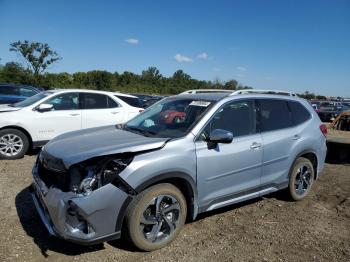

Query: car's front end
31,148,135,244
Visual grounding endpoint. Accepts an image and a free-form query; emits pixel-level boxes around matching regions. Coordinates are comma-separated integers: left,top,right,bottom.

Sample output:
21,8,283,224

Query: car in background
180,89,233,94
0,89,141,159
113,93,144,111
0,83,43,104
131,93,164,108
317,102,350,122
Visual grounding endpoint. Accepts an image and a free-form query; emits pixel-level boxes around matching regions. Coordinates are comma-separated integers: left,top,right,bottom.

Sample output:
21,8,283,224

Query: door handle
250,142,262,149
111,112,119,114
69,113,80,116
292,134,301,140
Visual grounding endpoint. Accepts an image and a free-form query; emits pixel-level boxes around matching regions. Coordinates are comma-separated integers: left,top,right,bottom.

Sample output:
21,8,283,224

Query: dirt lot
0,156,349,262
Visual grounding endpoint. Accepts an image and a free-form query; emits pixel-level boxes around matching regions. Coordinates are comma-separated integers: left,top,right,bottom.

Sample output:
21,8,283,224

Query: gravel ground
0,156,349,262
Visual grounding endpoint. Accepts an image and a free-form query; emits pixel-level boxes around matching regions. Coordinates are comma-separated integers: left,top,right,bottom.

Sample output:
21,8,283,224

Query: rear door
257,99,295,188
81,93,125,129
196,99,263,210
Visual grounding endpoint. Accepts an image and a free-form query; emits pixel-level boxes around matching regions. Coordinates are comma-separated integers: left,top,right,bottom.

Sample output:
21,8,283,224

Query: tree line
0,40,326,99
0,40,252,95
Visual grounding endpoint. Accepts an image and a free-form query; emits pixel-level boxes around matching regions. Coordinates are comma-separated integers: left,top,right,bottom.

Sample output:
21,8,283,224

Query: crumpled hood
44,125,169,168
0,104,21,112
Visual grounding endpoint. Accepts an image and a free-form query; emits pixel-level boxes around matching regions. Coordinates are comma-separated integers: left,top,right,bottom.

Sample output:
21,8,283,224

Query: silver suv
31,92,327,251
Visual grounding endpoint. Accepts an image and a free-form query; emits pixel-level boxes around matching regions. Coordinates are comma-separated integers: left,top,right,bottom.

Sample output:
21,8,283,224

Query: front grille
37,161,69,191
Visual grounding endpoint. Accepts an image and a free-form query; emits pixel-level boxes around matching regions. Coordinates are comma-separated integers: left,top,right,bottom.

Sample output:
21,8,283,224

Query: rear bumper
317,141,327,177
31,165,131,245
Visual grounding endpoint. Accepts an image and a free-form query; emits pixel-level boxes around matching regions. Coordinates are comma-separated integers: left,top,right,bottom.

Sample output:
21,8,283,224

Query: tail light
319,124,327,137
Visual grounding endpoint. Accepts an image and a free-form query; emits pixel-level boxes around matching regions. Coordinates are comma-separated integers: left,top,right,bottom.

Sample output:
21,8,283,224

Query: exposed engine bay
68,156,135,195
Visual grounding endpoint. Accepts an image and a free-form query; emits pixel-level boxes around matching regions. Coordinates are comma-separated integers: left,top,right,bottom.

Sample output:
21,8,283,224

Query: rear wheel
288,157,315,201
125,183,187,251
0,129,29,160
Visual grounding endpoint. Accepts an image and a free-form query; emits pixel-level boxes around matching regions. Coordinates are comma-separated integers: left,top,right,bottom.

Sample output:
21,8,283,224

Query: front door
32,92,82,141
195,99,263,210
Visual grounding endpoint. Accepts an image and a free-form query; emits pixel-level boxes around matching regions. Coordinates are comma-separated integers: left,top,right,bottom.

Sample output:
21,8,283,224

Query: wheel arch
134,172,199,221
0,125,33,150
295,150,319,179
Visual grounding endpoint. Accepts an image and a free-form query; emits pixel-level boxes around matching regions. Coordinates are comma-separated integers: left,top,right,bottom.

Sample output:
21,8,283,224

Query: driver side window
201,99,256,140
43,93,79,111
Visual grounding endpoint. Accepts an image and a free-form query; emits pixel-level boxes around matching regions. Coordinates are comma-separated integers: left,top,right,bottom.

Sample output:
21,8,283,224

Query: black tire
125,183,187,251
288,157,315,201
0,129,29,160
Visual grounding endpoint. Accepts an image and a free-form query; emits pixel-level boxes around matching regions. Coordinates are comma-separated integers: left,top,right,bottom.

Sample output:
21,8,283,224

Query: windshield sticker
189,101,211,107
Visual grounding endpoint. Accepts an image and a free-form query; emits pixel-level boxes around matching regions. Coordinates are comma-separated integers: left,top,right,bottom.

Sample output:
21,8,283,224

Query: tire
125,183,187,251
0,129,29,160
288,157,315,201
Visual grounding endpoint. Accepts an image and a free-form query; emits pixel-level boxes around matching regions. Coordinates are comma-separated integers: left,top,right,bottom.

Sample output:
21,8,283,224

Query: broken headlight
69,156,134,196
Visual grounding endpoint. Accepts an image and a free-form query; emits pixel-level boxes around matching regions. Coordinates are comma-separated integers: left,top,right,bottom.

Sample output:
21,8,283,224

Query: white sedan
0,89,143,159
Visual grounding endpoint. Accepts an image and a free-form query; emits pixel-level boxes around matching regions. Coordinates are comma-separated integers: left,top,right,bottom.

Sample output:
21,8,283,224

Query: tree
10,40,61,76
141,67,162,85
224,80,238,90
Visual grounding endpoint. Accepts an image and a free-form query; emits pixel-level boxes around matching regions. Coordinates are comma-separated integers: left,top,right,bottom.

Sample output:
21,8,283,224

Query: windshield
12,91,53,107
124,97,214,138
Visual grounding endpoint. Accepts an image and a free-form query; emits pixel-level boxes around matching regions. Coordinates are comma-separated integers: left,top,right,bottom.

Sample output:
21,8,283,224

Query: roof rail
180,89,233,94
230,89,297,97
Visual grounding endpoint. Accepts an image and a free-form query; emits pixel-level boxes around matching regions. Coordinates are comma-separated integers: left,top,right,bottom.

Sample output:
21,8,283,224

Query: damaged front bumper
31,164,132,245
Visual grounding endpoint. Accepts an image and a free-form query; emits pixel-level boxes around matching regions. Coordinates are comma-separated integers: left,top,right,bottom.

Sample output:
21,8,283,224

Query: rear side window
115,95,141,108
107,97,119,108
258,99,292,132
289,101,311,125
82,93,108,109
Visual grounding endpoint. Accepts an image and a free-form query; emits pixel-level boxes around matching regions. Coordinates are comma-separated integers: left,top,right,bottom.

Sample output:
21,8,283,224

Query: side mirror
37,103,54,112
208,129,233,144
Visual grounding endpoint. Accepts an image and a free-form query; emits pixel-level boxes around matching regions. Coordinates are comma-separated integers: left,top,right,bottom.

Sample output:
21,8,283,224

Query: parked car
317,102,350,122
0,83,43,104
31,92,327,251
131,93,164,108
0,89,141,159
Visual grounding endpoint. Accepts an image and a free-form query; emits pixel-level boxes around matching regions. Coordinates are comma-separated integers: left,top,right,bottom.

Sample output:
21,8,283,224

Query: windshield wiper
124,126,156,137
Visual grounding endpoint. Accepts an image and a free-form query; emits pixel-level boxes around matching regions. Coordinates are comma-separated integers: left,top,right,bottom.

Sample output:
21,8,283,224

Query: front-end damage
31,151,137,244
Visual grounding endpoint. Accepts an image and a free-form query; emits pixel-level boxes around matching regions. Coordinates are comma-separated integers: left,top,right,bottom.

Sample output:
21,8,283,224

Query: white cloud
237,66,246,71
197,52,209,59
125,38,139,45
174,54,193,62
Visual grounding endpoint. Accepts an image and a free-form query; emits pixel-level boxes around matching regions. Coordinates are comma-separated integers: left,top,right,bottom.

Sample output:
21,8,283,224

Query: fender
134,172,199,220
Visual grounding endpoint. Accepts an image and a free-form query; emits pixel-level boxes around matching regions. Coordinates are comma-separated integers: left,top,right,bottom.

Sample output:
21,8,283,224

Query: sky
0,0,349,97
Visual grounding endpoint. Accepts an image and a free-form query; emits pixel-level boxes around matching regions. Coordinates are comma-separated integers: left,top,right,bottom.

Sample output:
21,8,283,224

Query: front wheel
0,129,29,160
288,157,315,201
125,183,187,251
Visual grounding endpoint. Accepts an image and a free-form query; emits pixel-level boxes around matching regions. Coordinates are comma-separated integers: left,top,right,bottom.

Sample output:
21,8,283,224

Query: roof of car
113,92,138,98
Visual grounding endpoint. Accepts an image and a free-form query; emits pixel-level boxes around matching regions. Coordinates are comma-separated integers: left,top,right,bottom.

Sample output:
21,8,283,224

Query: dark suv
0,84,42,104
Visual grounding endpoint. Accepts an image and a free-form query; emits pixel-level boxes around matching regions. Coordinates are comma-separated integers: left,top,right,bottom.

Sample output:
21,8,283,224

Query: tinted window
203,100,256,138
289,101,311,125
19,87,37,97
115,95,141,108
258,99,292,132
82,93,108,109
0,86,17,95
44,93,79,111
107,96,119,108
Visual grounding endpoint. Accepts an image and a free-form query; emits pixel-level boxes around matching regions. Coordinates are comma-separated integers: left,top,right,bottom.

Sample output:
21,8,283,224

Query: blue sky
0,0,349,96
